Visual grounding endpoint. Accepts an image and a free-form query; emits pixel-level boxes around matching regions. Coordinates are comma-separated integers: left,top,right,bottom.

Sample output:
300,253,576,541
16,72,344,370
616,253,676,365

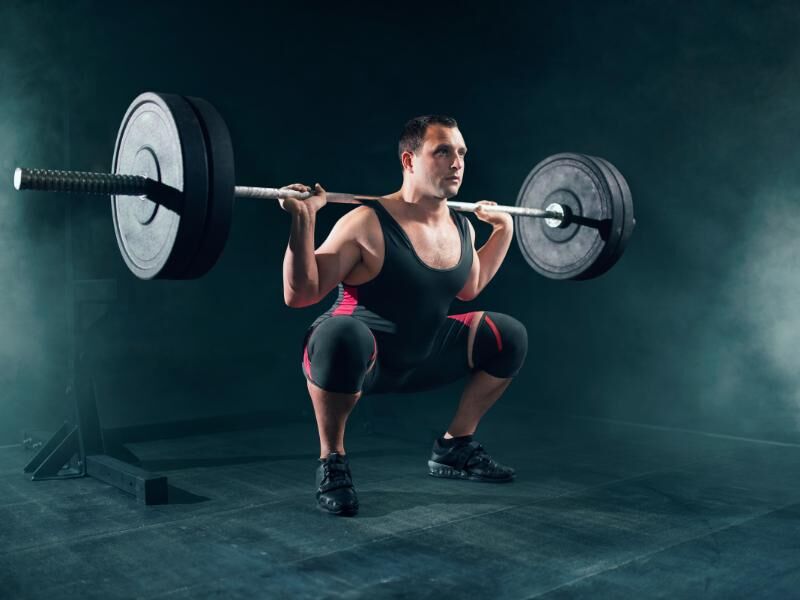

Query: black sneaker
316,452,359,516
428,438,515,483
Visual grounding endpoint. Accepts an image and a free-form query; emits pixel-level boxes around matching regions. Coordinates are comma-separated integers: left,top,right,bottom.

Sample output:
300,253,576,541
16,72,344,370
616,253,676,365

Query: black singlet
308,201,473,370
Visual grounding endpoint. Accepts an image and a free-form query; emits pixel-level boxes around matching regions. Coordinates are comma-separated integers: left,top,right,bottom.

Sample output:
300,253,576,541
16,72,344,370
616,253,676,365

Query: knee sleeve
303,317,376,393
471,312,528,378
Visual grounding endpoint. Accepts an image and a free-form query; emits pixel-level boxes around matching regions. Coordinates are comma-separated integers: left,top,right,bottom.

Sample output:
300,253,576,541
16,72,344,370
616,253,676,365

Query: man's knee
471,312,528,378
304,317,376,393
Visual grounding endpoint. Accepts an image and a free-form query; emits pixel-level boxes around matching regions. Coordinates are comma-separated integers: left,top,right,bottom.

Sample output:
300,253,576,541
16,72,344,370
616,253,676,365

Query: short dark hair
398,115,459,159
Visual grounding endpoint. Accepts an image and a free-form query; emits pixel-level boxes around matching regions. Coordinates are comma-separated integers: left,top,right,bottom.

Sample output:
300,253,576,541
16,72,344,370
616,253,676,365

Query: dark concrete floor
1,409,799,599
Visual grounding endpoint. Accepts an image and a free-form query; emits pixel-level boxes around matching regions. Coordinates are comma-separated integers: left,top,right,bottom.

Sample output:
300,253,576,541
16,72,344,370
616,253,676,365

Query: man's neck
392,184,451,225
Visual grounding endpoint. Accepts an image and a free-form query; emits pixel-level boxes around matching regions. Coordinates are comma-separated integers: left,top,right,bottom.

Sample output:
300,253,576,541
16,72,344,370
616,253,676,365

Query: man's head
399,115,466,199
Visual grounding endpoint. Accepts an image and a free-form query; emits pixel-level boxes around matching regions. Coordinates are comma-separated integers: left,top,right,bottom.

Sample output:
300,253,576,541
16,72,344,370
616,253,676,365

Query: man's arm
457,203,514,301
283,201,365,308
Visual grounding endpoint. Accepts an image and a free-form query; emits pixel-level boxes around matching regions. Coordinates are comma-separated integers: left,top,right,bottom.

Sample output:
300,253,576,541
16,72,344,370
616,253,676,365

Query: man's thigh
393,314,477,393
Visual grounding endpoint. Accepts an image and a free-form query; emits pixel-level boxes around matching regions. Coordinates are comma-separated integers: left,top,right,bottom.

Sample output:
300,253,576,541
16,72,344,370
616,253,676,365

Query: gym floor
1,408,798,599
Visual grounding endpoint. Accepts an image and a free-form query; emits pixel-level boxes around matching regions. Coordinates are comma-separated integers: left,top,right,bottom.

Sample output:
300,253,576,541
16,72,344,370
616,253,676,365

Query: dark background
2,0,799,445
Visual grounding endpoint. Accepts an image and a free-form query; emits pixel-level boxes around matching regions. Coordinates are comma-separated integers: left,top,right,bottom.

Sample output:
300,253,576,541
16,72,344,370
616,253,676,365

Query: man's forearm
476,224,514,293
283,210,320,305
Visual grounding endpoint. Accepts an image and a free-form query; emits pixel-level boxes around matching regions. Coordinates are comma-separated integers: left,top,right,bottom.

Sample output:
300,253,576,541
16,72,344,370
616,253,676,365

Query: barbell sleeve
14,167,565,222
14,167,153,196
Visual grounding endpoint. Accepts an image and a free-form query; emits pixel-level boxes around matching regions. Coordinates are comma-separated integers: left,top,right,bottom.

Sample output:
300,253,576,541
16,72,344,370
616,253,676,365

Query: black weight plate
586,155,635,277
111,92,209,280
181,95,236,279
515,153,622,280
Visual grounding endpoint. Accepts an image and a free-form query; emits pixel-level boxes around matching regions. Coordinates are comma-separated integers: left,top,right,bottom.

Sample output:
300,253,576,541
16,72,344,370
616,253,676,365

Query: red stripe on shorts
484,314,503,351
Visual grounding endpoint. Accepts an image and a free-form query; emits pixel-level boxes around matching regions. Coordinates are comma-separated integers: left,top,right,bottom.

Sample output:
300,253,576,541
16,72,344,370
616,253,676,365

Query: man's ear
401,150,414,173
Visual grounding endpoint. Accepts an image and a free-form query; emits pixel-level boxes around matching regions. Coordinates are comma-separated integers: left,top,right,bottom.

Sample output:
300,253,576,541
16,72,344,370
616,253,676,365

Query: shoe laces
321,459,352,488
465,443,497,468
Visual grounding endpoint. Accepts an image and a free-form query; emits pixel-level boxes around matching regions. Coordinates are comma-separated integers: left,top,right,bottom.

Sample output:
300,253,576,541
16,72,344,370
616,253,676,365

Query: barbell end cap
13,167,23,190
544,202,569,228
557,205,574,228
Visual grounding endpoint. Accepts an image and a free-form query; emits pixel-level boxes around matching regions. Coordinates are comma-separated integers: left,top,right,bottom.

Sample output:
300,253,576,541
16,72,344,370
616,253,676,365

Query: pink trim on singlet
484,315,503,351
303,345,312,379
332,285,359,316
447,312,477,327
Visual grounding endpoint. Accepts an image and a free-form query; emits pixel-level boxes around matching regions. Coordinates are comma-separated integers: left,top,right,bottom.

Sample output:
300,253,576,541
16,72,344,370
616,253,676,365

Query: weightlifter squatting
280,116,528,516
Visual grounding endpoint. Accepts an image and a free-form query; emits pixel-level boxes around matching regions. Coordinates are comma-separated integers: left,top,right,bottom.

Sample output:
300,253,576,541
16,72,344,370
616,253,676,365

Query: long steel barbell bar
13,167,568,225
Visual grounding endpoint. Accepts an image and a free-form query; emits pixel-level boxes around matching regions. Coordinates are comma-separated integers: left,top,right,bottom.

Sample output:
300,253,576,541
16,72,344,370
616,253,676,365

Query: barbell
13,92,635,281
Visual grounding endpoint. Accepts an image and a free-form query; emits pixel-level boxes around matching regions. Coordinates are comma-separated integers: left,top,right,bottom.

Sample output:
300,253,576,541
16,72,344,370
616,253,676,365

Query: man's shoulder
333,205,380,241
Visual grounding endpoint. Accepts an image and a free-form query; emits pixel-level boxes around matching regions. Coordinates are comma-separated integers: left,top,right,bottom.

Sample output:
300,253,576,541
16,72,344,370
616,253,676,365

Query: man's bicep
314,221,363,300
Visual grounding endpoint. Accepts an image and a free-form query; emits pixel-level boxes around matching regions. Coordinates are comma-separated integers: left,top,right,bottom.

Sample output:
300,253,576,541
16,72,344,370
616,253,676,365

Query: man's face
411,125,467,199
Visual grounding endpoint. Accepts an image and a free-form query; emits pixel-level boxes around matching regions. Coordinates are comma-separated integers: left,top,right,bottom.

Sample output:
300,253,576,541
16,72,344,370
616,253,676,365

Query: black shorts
301,311,527,395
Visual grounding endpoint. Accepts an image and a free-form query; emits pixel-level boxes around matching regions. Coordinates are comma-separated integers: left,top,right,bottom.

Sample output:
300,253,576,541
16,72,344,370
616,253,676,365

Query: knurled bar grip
235,186,373,206
14,168,153,196
235,185,308,200
14,167,563,221
446,201,553,218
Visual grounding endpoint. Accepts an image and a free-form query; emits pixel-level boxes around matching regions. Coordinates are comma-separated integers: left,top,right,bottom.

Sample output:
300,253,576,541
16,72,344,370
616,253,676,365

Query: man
280,116,528,516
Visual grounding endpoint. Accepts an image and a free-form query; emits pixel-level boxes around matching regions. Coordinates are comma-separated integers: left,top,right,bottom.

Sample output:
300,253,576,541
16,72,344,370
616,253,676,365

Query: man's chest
402,223,462,269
